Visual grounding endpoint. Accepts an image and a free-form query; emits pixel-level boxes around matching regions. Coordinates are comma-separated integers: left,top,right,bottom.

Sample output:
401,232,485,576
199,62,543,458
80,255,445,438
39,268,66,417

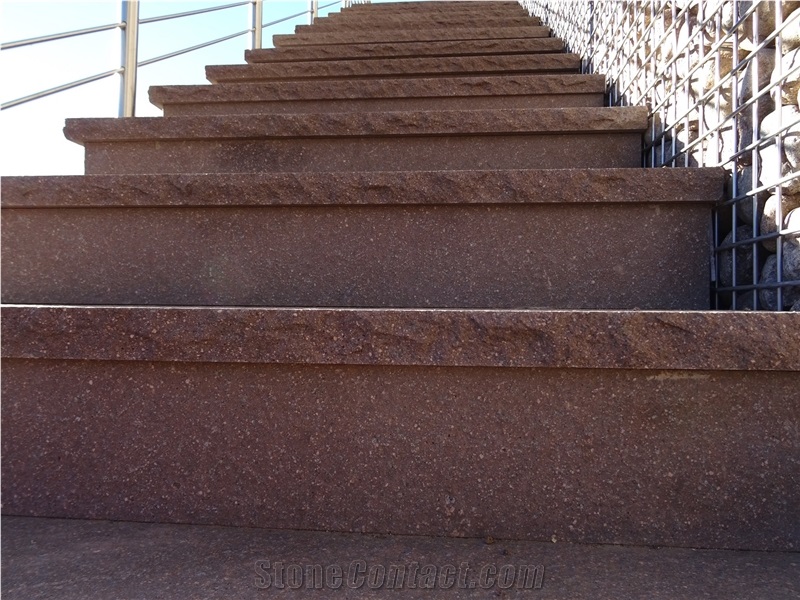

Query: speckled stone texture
1,169,719,308
2,311,799,550
151,74,606,116
299,16,542,31
4,517,799,600
5,0,793,579
343,1,528,14
273,26,551,46
3,307,798,370
64,107,647,174
245,38,564,62
205,54,579,83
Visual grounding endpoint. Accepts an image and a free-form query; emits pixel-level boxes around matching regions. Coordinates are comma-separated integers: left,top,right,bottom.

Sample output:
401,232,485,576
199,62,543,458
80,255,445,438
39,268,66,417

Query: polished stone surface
205,54,580,82
3,516,798,599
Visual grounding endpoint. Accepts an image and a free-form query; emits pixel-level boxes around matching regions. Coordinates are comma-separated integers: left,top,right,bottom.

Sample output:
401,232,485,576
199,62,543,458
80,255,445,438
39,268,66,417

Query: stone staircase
2,1,798,598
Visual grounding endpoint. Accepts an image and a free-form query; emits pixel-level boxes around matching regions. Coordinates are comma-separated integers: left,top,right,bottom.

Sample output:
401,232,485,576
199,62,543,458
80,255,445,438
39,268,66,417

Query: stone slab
3,516,799,600
63,107,647,174
298,15,542,31
1,168,720,309
2,308,799,550
205,54,580,83
151,74,606,116
343,1,528,15
325,11,539,23
272,26,550,46
3,306,796,370
245,38,565,62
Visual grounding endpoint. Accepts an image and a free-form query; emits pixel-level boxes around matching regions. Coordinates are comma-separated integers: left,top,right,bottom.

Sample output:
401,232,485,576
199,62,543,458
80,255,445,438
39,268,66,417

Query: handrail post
251,0,263,49
119,0,139,117
309,0,318,24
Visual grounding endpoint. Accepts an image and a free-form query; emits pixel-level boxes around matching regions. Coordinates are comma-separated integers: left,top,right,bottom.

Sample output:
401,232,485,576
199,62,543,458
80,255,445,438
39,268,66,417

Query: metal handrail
138,29,253,68
2,68,123,111
1,22,123,50
1,0,341,115
139,1,251,24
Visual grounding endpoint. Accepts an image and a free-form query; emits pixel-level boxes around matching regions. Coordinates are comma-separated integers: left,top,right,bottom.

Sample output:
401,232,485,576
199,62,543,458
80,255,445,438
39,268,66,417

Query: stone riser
272,26,550,46
3,307,798,552
78,133,641,174
205,54,579,83
1,203,711,309
245,38,565,62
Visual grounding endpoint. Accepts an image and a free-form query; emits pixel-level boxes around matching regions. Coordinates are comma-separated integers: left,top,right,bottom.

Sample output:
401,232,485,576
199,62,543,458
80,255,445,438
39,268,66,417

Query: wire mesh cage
524,0,800,310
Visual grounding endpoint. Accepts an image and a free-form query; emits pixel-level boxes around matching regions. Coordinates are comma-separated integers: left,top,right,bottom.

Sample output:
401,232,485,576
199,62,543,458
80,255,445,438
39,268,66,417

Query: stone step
151,74,606,116
246,37,564,62
3,306,798,551
4,516,798,600
326,10,538,23
63,107,647,174
272,26,550,47
297,15,542,32
206,54,579,83
1,168,721,309
342,1,528,15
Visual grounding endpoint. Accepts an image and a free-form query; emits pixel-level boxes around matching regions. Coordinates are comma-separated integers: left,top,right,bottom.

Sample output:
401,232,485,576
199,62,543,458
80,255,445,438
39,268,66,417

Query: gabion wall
523,0,800,310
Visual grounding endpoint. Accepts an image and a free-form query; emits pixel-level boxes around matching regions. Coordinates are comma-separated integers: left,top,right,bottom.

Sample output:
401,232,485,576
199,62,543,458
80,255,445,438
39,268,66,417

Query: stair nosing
1,168,724,208
3,305,798,372
63,107,649,144
149,74,607,108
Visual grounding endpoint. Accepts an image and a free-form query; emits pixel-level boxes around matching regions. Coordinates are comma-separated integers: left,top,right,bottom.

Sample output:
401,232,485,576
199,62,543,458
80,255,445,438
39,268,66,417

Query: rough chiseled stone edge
343,2,526,13
205,54,581,83
244,38,564,63
3,306,799,371
272,26,551,46
149,74,604,108
63,107,649,144
0,168,724,208
299,17,542,32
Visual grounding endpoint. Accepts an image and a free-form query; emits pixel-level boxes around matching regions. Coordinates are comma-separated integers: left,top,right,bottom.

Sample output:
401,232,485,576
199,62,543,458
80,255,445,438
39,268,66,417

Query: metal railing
524,0,800,311
1,0,352,116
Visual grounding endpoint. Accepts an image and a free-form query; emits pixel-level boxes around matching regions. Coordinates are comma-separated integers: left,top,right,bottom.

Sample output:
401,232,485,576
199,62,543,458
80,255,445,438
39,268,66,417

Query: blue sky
0,0,350,175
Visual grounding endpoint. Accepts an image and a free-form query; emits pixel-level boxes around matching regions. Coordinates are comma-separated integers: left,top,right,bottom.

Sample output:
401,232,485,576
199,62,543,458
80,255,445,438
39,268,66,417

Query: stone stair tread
150,74,606,115
205,54,579,82
4,306,797,371
1,168,724,208
3,516,798,600
298,15,542,31
3,306,797,550
64,107,648,144
344,1,527,13
2,168,716,309
65,107,648,174
245,38,564,62
272,26,550,46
